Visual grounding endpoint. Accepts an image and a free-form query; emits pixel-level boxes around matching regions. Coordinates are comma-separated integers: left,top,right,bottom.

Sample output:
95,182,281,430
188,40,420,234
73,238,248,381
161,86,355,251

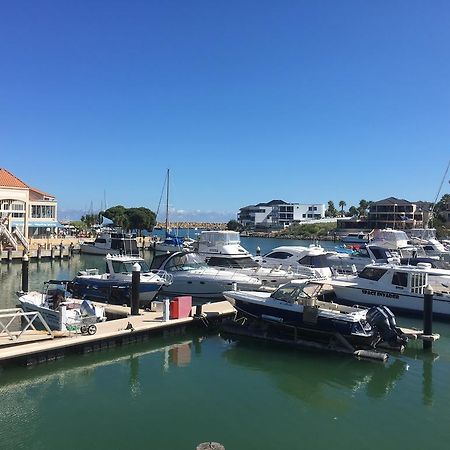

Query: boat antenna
429,158,450,227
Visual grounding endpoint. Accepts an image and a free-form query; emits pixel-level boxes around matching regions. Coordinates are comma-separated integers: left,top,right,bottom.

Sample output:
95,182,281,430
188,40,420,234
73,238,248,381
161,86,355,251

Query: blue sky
1,0,449,221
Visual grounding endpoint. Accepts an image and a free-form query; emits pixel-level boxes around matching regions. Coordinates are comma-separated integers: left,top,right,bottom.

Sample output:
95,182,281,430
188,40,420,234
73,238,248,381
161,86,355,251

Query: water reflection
222,340,411,408
0,335,199,405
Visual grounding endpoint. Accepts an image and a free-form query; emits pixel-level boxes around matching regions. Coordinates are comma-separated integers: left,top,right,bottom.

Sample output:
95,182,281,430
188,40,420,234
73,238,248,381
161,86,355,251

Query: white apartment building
238,199,325,229
0,168,59,239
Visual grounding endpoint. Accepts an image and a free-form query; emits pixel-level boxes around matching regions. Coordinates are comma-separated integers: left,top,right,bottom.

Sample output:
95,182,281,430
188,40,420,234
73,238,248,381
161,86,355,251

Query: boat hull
229,296,377,347
70,277,161,304
332,285,450,319
19,301,65,331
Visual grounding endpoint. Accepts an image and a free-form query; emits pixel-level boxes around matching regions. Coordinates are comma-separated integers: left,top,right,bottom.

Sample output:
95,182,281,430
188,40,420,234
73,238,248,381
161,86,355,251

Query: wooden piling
21,254,29,293
59,243,64,259
131,262,140,315
37,244,42,260
50,246,55,259
423,285,433,350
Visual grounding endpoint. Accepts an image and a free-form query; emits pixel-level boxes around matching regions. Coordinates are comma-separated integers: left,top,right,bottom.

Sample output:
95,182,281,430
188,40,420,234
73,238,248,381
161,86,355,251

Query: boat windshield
271,283,309,303
165,253,208,271
111,260,151,273
207,256,259,269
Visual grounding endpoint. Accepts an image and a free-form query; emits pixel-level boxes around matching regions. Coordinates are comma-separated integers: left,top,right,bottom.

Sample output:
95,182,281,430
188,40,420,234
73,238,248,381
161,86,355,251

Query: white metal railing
13,227,29,251
0,223,18,250
0,308,54,343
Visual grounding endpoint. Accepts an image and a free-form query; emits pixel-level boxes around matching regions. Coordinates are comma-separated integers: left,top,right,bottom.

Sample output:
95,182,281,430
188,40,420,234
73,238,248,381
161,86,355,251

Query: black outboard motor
366,306,408,347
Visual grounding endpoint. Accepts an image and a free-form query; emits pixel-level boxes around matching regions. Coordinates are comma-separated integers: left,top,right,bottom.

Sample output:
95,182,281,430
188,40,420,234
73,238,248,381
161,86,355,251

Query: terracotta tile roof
29,187,55,201
0,168,29,188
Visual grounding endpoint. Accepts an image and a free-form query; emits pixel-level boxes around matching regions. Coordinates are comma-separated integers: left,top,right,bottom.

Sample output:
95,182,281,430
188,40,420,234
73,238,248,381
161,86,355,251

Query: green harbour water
1,238,450,450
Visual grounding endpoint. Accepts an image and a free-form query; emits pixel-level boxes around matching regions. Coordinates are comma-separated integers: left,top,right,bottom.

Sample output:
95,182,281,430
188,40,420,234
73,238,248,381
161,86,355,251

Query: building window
31,205,56,219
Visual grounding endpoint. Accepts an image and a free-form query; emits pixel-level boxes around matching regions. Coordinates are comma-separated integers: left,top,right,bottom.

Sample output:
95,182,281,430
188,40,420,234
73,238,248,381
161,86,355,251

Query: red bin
169,296,193,319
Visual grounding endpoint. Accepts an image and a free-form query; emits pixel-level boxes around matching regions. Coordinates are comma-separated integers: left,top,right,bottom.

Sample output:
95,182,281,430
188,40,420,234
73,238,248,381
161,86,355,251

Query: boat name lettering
362,289,399,299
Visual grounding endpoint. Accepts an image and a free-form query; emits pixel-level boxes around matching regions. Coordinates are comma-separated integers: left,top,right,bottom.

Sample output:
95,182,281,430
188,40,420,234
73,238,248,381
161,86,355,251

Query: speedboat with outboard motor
223,280,407,349
70,254,172,306
150,251,262,299
196,230,318,287
17,280,106,331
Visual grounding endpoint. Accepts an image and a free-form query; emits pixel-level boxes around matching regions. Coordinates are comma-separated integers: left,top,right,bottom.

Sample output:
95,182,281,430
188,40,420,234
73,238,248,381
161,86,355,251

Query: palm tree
339,200,346,217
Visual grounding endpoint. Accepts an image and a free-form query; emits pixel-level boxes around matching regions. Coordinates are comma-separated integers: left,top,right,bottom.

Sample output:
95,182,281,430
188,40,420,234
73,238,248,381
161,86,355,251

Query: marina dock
0,301,236,367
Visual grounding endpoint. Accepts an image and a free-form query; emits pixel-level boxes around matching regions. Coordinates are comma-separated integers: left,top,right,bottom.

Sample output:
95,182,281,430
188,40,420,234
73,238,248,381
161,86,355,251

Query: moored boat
80,231,139,256
150,251,262,299
17,280,106,331
223,280,407,349
329,262,450,318
70,254,172,306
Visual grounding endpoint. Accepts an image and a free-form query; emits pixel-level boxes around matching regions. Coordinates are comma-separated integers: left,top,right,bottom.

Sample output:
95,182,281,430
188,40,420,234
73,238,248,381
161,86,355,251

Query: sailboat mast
165,169,170,235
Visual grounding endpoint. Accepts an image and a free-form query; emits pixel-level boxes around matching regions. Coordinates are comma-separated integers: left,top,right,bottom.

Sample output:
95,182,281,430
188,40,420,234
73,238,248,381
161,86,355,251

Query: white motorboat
326,245,397,272
254,245,335,278
329,262,450,318
70,254,172,306
17,280,106,331
196,230,315,287
80,231,139,256
150,251,262,299
406,229,450,260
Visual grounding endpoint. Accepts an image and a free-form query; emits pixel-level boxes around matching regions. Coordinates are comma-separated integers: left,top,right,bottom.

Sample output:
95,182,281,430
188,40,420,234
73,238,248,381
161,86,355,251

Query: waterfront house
337,197,432,232
238,199,325,230
0,168,59,242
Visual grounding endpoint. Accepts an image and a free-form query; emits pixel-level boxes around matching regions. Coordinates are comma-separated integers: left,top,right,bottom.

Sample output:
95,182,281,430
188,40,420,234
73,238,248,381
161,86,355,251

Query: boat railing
0,307,54,343
150,270,174,286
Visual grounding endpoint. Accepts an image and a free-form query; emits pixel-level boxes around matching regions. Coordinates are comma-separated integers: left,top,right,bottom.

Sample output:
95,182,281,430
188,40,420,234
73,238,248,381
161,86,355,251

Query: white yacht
406,228,450,261
80,231,139,256
371,229,409,249
254,245,335,278
150,251,262,299
71,254,171,306
195,231,312,287
326,245,397,272
329,262,450,318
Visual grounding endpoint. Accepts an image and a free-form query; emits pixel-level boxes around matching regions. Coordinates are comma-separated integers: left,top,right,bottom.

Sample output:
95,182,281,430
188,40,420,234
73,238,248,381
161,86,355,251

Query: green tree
81,214,98,228
358,199,370,217
103,205,156,232
126,207,156,233
325,201,338,218
227,220,242,231
103,205,127,225
349,206,358,217
338,200,346,217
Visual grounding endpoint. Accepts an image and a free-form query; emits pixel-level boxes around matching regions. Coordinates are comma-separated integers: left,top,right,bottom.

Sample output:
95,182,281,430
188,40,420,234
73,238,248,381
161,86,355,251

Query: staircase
13,227,29,251
0,223,18,250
